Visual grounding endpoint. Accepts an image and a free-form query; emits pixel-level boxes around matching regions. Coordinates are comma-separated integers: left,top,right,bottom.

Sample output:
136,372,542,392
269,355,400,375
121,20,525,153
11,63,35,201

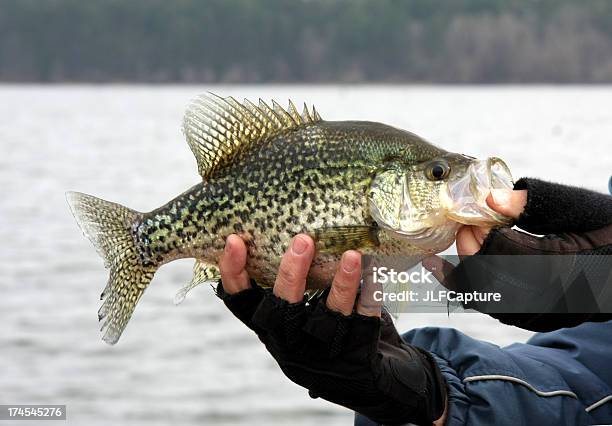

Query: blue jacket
356,321,612,425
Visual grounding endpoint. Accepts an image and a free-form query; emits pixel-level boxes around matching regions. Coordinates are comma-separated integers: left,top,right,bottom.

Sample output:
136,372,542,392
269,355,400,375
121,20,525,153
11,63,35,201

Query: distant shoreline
2,82,612,87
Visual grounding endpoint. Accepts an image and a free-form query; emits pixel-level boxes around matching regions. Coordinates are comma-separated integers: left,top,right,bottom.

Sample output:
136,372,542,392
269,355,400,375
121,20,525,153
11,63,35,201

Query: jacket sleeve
397,323,612,426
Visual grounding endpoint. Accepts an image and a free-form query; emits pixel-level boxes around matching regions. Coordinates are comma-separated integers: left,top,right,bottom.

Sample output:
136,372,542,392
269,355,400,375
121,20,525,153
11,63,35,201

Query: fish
67,93,514,344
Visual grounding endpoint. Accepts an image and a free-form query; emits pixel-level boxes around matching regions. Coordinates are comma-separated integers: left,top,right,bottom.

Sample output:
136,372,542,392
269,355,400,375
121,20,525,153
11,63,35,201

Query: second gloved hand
423,178,612,331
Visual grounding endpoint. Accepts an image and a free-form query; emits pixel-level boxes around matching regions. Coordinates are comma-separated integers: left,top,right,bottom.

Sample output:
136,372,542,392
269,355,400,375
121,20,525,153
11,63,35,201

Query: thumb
487,189,527,219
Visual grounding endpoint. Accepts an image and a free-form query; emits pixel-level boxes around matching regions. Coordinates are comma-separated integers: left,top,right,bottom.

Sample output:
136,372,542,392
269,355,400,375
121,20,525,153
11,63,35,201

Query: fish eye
426,161,450,181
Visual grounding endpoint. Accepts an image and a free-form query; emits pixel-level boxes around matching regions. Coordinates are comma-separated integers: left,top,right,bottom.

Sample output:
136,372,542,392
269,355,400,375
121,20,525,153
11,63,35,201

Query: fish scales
135,121,438,285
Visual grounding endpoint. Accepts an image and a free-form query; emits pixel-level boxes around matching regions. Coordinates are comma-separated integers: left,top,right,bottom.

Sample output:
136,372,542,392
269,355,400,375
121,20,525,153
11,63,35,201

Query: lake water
1,85,610,425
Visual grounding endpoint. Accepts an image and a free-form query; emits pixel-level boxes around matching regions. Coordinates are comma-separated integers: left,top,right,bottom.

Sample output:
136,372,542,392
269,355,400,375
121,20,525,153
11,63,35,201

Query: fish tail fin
66,191,155,345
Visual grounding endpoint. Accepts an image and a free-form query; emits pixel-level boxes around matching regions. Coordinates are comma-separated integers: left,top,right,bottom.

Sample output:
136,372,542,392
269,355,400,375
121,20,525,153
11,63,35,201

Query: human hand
421,188,526,291
454,189,527,256
422,180,612,332
218,234,374,315
217,234,447,426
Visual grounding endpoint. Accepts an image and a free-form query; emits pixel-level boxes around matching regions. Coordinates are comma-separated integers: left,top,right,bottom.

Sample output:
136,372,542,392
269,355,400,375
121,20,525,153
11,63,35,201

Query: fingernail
491,189,511,206
224,238,232,254
292,236,308,255
342,252,359,273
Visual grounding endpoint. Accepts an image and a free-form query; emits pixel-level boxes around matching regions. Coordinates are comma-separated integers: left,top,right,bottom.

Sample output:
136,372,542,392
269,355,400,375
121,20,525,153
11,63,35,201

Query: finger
470,225,491,246
273,235,315,303
219,234,251,295
422,255,456,289
326,250,362,316
356,257,382,317
456,225,484,256
356,281,382,317
488,189,527,219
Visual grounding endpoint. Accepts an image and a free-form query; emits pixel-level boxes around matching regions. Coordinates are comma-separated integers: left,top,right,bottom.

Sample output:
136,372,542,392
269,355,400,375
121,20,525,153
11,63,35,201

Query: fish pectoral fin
182,93,323,179
311,225,380,254
174,260,221,305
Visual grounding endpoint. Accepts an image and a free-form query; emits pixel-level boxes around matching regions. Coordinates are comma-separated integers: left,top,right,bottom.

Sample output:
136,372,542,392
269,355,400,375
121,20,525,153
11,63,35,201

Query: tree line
1,0,612,83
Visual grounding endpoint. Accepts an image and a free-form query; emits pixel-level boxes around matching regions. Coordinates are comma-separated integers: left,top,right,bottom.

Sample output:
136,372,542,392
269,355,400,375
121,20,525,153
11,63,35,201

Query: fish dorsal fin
182,93,323,179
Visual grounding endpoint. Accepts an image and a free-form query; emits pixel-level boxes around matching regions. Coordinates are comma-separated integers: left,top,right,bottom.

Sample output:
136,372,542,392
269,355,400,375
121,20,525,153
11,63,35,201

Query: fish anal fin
174,260,220,305
182,93,323,179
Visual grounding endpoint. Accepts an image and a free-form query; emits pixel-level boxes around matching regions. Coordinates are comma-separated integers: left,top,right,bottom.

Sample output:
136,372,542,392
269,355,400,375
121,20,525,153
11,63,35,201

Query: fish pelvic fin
66,192,155,345
182,93,323,179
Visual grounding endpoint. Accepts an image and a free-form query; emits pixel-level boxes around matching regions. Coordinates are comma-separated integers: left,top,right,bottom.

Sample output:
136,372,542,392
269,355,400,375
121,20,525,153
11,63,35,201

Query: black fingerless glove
446,178,612,331
216,283,446,426
513,177,612,234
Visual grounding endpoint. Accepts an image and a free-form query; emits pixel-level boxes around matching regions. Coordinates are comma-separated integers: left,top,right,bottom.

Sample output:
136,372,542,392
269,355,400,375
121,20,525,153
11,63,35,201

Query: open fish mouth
445,157,514,226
